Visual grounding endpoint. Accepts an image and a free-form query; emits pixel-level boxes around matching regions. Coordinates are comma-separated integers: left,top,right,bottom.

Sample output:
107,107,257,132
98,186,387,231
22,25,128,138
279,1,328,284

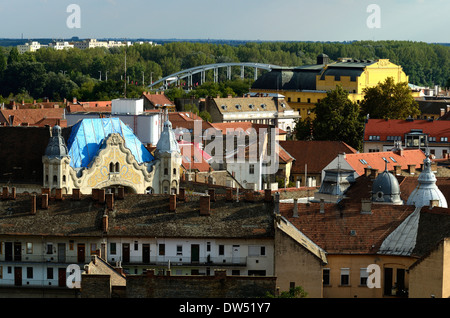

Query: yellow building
251,54,411,120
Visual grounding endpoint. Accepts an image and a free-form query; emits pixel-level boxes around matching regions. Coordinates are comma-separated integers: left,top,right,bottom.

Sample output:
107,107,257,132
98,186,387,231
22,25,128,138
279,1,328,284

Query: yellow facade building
251,54,412,121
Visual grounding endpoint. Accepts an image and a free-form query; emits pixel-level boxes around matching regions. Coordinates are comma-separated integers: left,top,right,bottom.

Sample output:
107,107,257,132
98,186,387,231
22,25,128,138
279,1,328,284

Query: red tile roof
279,140,358,174
211,122,286,135
364,119,450,141
142,92,175,107
0,108,65,127
279,201,415,254
66,101,112,113
179,141,212,172
169,112,215,131
343,149,425,176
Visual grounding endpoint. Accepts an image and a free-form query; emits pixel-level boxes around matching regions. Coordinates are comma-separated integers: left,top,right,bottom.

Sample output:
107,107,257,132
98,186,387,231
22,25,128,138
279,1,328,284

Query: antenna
124,40,127,98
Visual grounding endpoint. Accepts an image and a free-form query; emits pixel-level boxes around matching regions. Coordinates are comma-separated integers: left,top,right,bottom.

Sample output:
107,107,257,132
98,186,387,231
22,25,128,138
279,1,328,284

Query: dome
406,155,447,208
156,120,180,154
44,125,68,158
372,167,403,204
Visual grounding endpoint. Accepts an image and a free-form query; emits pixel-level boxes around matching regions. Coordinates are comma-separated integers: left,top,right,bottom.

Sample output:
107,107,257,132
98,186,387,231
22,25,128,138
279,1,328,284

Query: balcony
115,255,248,267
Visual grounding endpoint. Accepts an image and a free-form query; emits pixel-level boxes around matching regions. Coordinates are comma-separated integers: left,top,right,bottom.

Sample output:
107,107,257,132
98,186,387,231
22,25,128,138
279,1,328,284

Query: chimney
42,188,50,196
117,187,124,200
72,188,81,200
226,188,234,201
2,186,8,200
274,192,280,215
292,198,298,217
41,193,49,209
178,187,186,201
73,97,77,104
208,189,216,202
408,164,416,175
169,193,176,212
441,108,445,117
320,199,325,213
200,195,210,216
55,188,63,200
98,188,105,203
370,169,379,179
106,193,114,210
10,187,16,200
31,195,37,215
264,189,272,202
102,214,109,233
394,165,402,176
364,167,371,177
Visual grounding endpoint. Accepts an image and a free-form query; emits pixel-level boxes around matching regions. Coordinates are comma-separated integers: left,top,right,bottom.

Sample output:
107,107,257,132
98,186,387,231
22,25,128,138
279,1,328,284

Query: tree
308,85,365,151
360,77,420,120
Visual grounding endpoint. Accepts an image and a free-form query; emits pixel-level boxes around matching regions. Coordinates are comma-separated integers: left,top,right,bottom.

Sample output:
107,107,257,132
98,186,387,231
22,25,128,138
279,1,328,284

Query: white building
17,41,45,54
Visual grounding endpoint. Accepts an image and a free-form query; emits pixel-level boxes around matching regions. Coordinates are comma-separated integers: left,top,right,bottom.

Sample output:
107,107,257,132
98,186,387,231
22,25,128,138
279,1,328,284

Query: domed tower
155,115,182,194
372,164,403,205
42,125,71,194
407,154,447,208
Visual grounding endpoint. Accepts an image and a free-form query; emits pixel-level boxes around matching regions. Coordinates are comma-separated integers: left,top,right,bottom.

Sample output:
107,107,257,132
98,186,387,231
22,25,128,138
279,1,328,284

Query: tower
155,112,182,194
42,125,71,194
406,154,447,208
372,163,403,205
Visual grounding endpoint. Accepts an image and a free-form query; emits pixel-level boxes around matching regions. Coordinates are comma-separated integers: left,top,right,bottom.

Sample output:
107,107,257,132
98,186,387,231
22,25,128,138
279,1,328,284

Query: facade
205,94,299,135
42,116,181,195
17,41,44,54
251,54,413,121
363,119,450,158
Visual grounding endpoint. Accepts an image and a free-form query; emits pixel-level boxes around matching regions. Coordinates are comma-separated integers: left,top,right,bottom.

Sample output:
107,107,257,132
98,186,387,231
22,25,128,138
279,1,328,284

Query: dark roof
0,126,72,183
0,193,275,239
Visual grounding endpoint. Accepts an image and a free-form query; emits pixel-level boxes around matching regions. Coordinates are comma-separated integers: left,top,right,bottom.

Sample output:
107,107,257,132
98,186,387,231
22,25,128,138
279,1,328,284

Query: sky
0,0,448,43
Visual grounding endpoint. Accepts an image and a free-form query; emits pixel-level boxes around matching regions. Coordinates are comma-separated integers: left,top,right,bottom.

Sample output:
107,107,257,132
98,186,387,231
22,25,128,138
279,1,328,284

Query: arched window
115,162,120,173
110,162,115,173
173,168,177,175
53,175,57,183
164,168,168,175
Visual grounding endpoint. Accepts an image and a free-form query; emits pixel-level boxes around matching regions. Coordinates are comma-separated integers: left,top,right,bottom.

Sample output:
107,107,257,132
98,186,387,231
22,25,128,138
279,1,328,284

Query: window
382,157,389,163
307,98,311,103
218,245,224,255
27,267,33,279
47,268,54,280
90,243,97,254
134,241,138,251
323,268,330,286
53,175,57,183
46,243,53,254
176,245,182,255
26,243,33,254
173,168,177,175
159,244,165,256
110,243,116,255
360,268,369,286
249,164,255,174
359,159,368,164
340,268,350,286
207,242,211,252
390,157,397,163
235,104,241,110
115,162,120,172
441,137,448,142
429,137,436,142
164,168,168,175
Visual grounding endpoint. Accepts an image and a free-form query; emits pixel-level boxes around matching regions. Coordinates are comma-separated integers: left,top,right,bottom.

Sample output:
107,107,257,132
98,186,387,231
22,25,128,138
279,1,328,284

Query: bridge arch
148,62,280,90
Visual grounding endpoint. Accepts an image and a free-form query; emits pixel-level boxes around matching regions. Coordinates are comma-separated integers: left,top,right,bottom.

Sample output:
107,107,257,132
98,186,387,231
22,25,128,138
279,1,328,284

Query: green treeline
0,40,448,103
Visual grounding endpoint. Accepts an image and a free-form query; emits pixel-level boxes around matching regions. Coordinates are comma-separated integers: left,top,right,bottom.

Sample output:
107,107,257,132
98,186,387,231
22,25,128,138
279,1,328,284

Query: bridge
148,62,279,90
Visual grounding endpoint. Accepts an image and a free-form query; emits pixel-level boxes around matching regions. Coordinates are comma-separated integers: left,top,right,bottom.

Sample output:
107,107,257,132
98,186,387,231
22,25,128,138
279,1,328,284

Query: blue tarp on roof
67,118,154,168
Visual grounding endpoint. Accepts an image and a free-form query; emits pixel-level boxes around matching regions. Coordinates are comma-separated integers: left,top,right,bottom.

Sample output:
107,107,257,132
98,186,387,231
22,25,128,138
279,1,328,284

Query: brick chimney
72,188,81,200
102,214,109,233
370,169,379,179
41,193,49,209
117,187,124,200
364,167,371,177
98,189,105,203
178,187,186,201
408,164,416,175
31,195,37,215
264,189,272,202
226,188,233,201
208,189,216,202
2,186,8,200
245,190,255,202
200,195,210,216
394,165,402,176
169,193,176,212
106,193,114,210
292,198,298,217
55,188,63,200
10,187,16,200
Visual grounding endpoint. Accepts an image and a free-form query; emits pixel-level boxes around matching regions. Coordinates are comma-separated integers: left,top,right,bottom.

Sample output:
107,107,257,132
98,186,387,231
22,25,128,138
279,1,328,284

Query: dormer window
248,104,254,109
260,104,266,109
221,105,227,110
235,104,241,110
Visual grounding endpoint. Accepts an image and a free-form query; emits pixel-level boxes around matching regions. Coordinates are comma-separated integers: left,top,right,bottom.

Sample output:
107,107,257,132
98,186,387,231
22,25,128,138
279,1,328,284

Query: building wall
274,228,324,298
323,254,415,298
125,269,276,298
408,239,450,298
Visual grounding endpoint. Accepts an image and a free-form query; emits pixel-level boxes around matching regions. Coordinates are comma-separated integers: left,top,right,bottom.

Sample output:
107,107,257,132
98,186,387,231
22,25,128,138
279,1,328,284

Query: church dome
156,120,180,154
407,155,447,208
372,167,403,204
